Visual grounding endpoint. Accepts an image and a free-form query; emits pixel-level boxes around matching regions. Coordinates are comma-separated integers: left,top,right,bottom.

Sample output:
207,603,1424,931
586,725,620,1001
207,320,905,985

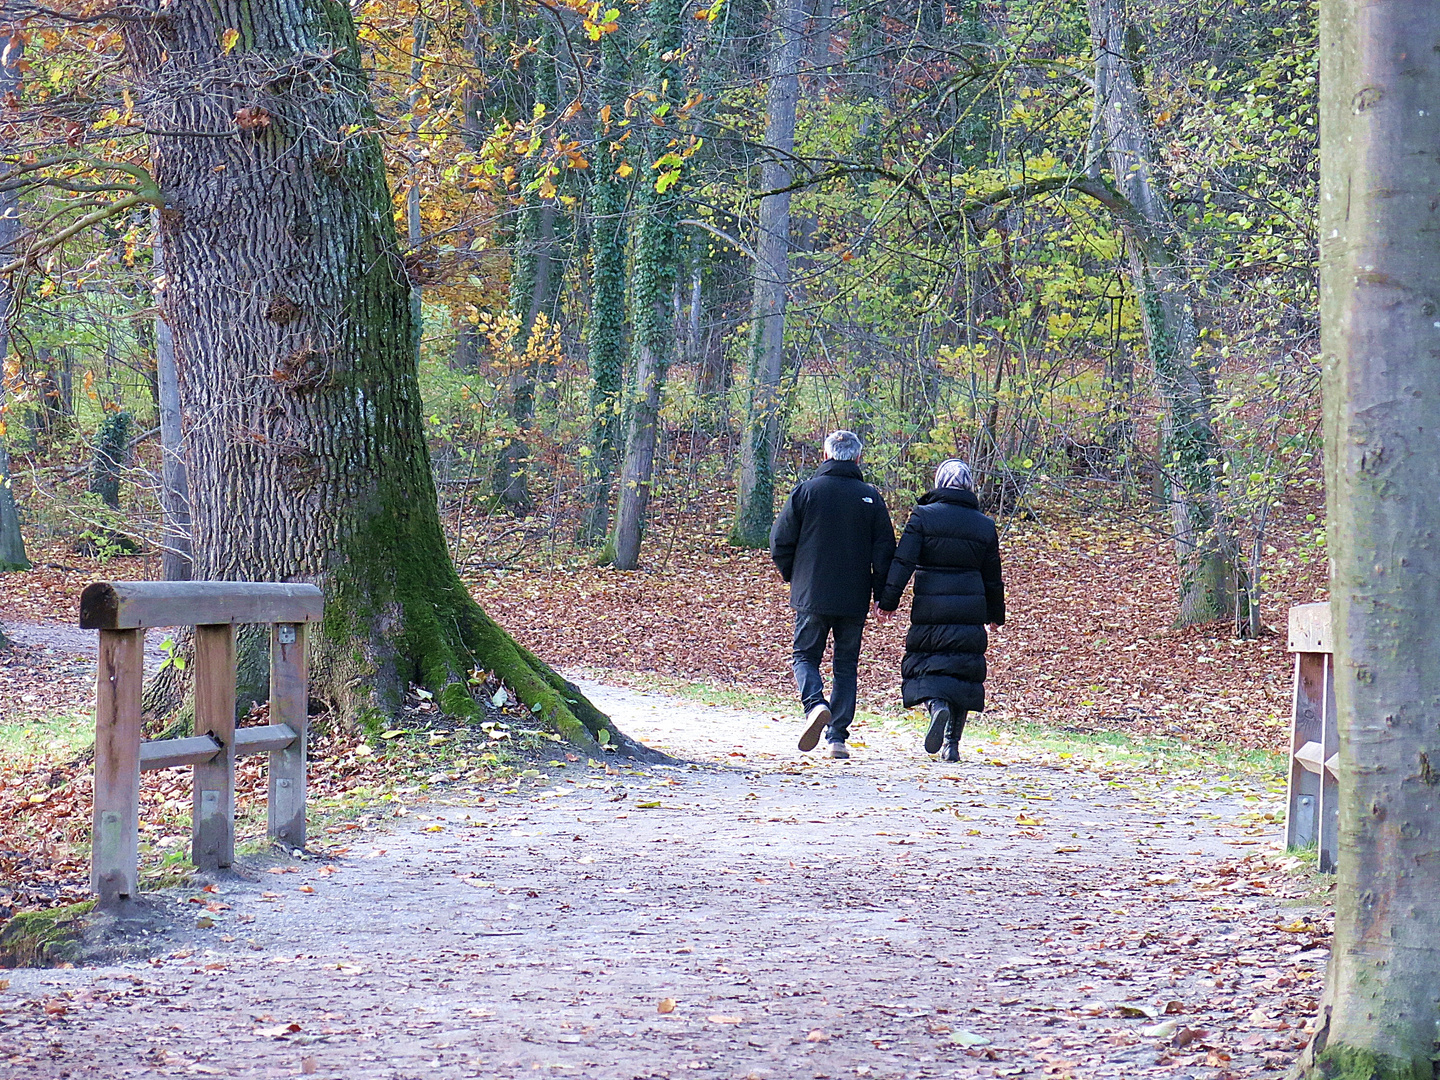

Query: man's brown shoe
828,741,850,759
798,703,831,751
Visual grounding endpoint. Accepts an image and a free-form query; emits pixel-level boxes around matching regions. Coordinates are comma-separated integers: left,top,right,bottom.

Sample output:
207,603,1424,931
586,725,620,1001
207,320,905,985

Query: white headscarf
933,459,974,490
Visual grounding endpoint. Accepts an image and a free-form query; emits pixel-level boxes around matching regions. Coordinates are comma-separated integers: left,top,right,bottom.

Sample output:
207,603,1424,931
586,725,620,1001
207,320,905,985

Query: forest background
0,0,1324,753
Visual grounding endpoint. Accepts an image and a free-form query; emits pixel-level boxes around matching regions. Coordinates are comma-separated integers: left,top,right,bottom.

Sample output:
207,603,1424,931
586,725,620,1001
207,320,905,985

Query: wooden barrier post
1286,602,1339,872
192,624,237,871
268,623,308,848
92,628,144,904
81,581,323,905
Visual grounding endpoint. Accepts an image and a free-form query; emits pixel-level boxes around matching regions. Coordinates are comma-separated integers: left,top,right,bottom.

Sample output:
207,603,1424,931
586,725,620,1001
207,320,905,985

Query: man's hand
986,623,999,634
873,602,895,625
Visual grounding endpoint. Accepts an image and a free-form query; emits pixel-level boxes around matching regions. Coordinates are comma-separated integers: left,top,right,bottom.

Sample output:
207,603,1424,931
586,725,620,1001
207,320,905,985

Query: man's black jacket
769,459,896,617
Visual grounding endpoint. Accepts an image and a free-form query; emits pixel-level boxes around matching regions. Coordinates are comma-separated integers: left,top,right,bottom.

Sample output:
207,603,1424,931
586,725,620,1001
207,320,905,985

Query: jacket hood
918,486,980,509
816,459,865,480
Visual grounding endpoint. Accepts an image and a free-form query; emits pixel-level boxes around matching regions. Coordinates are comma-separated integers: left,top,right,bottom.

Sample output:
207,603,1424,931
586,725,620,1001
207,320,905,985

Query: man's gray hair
934,459,974,490
824,430,864,462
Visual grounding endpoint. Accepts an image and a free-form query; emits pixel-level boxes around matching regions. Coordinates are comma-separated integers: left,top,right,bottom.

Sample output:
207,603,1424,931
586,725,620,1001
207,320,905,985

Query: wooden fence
1286,601,1337,872
80,581,323,908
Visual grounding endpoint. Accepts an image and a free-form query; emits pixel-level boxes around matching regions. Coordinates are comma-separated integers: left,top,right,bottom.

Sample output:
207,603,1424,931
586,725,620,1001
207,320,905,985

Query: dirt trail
0,683,1316,1079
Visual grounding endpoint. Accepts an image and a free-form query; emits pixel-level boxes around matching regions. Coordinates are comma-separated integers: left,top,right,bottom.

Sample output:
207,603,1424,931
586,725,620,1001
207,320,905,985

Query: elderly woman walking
876,460,1005,761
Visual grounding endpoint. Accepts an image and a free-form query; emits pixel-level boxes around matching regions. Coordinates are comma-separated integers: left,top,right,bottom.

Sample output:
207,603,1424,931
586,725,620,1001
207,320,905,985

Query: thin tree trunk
605,0,684,570
497,21,563,516
0,28,28,572
731,0,805,548
580,28,630,544
120,0,630,751
1087,0,1235,626
1291,3,1440,1076
152,212,191,580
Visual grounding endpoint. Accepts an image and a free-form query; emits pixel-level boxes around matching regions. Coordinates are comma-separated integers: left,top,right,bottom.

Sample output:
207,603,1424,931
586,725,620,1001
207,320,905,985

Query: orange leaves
1,32,24,68
234,106,272,132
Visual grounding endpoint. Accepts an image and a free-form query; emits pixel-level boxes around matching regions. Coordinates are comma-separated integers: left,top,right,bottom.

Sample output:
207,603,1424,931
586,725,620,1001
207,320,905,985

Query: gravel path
0,681,1316,1079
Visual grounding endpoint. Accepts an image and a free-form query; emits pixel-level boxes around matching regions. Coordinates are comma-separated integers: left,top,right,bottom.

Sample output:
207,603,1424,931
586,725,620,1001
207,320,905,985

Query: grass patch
0,711,92,768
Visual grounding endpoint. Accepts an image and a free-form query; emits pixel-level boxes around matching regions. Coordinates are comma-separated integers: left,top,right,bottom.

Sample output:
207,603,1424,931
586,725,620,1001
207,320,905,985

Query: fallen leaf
949,1029,991,1047
806,1029,829,1043
1141,1019,1179,1039
657,998,676,1014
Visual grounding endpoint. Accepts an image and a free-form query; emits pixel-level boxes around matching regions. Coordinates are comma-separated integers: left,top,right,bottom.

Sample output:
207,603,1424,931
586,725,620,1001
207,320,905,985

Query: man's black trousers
791,611,866,743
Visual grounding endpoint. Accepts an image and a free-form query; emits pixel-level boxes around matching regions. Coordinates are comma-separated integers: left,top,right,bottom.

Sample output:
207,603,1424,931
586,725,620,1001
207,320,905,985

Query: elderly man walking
770,431,896,758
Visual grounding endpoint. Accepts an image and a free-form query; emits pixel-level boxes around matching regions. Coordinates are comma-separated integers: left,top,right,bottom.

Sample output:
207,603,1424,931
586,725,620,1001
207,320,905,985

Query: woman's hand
986,623,999,634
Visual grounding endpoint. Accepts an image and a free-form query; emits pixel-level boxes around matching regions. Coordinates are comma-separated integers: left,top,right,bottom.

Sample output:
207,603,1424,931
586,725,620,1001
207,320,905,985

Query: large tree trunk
1087,0,1236,627
1291,3,1440,1077
605,0,683,570
0,29,28,573
122,0,626,750
731,0,805,549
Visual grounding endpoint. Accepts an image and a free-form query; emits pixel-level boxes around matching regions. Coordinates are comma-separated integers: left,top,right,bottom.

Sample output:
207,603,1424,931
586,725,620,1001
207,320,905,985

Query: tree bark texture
122,0,626,751
1292,3,1440,1077
0,29,29,573
152,216,192,580
1087,0,1235,627
731,0,805,549
606,0,683,571
580,28,629,544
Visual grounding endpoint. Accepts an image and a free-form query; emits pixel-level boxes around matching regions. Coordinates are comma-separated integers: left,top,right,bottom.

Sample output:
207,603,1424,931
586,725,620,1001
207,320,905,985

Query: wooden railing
1286,601,1337,872
80,581,323,908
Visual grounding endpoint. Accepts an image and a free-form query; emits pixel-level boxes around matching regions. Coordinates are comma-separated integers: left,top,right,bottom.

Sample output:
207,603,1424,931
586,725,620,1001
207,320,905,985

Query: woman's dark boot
941,711,967,762
924,700,951,755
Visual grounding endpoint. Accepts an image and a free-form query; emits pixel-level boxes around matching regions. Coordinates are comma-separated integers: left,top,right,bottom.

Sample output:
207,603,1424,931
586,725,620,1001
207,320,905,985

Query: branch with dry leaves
0,151,162,276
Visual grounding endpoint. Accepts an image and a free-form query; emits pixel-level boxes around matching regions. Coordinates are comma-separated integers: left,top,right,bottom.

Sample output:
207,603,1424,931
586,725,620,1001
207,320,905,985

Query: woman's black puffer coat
877,486,1005,712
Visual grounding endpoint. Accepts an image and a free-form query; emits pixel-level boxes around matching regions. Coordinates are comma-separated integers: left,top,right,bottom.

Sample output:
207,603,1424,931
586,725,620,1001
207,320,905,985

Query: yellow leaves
220,27,240,54
599,103,612,126
696,0,726,19
561,100,583,123
615,161,633,179
1155,109,1173,127
583,5,621,39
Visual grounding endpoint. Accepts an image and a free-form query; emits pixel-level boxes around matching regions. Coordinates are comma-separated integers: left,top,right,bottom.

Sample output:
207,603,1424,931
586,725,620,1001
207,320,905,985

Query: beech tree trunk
152,216,191,581
0,29,28,573
731,0,805,548
1291,3,1440,1076
1087,0,1235,627
121,0,626,750
498,21,562,517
